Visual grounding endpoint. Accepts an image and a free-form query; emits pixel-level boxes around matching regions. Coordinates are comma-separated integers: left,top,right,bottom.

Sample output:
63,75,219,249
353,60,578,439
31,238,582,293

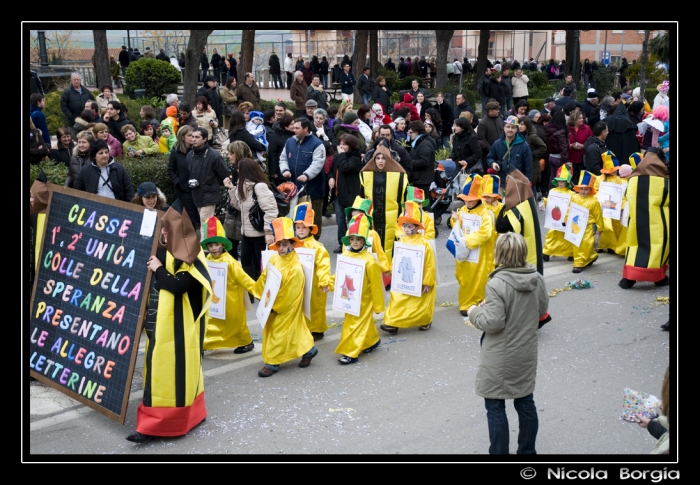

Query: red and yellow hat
457,174,483,202
574,170,597,196
292,202,318,235
269,217,303,250
397,200,425,230
601,150,620,174
342,213,372,247
552,164,573,188
201,216,232,252
481,174,502,199
405,186,429,207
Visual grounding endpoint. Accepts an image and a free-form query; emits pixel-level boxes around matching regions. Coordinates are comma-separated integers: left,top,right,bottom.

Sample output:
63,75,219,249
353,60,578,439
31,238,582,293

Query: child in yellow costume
344,196,391,277
613,154,641,256
252,217,318,378
451,174,494,316
542,165,575,261
381,201,437,335
292,203,331,341
394,187,436,240
570,171,603,274
594,150,625,254
480,174,505,267
200,216,256,353
333,213,385,364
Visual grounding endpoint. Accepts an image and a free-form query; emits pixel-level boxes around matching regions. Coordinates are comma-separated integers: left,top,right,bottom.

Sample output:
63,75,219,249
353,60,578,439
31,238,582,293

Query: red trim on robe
623,264,668,283
136,392,207,437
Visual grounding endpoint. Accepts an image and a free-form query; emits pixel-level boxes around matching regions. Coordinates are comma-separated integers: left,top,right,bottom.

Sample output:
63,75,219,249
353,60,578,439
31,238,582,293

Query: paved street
27,212,673,459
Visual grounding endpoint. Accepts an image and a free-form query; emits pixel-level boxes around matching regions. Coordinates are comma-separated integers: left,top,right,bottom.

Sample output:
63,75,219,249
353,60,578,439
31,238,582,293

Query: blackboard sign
29,186,160,424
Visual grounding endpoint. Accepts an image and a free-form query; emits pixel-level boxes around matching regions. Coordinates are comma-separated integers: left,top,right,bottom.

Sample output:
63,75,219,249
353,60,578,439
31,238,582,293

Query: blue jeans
480,95,490,114
322,74,329,88
271,74,282,88
484,393,538,454
334,199,348,247
361,94,371,106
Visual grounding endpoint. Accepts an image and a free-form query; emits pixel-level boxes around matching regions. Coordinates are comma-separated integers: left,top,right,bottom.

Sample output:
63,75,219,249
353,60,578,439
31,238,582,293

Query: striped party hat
397,200,425,230
292,202,318,235
269,217,303,250
628,152,643,170
574,170,597,196
457,174,483,202
405,186,430,207
481,174,502,199
201,216,232,252
552,163,573,187
601,150,620,174
344,196,374,223
342,213,372,247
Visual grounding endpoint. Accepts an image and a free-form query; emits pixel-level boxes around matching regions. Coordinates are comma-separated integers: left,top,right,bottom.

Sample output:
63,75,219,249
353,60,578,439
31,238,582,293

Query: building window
612,30,623,34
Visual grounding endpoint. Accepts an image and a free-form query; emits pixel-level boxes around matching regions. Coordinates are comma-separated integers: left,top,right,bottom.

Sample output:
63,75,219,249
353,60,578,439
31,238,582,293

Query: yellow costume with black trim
300,236,332,334
542,187,575,258
453,202,493,311
203,251,255,350
504,199,542,273
253,251,315,366
384,234,436,328
623,153,670,282
570,193,604,268
333,248,384,358
138,248,212,437
595,173,626,252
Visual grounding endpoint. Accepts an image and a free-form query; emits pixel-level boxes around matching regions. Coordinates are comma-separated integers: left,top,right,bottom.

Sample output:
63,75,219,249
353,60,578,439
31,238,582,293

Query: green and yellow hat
344,196,374,222
552,164,573,188
405,186,429,207
201,216,232,252
342,213,372,247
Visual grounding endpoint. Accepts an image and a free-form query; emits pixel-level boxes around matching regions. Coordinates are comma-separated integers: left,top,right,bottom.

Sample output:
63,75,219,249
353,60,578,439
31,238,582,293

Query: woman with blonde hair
93,122,123,158
194,95,218,142
337,99,354,123
222,140,255,259
65,130,95,188
237,101,254,122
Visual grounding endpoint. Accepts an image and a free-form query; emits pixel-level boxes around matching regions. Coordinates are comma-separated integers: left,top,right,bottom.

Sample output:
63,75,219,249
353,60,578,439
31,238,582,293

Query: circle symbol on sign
520,468,536,479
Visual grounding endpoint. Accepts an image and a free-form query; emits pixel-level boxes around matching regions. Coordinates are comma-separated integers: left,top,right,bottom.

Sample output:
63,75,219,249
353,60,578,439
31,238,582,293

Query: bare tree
369,30,379,80
93,30,111,90
474,30,490,90
639,30,651,104
435,30,454,90
240,30,256,83
183,30,213,106
352,30,369,104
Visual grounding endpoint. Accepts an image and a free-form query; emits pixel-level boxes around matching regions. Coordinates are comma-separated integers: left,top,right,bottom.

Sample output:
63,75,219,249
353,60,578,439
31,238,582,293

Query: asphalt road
27,212,673,460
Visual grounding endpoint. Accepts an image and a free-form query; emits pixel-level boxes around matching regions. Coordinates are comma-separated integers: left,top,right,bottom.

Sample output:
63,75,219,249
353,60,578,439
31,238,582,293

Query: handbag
249,188,266,232
212,128,228,148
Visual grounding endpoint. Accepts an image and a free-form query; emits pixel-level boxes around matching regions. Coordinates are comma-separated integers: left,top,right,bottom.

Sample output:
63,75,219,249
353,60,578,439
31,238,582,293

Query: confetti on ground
549,279,595,297
441,301,455,307
328,322,343,328
655,297,670,306
328,408,355,413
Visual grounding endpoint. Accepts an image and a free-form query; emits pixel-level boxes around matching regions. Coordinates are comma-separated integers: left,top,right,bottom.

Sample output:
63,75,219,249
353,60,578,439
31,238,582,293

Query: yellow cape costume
542,187,575,259
453,202,493,311
300,236,332,334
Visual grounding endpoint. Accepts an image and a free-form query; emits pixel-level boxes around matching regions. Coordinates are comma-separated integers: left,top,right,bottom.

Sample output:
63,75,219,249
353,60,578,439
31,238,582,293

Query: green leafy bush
592,68,616,97
29,160,69,188
120,96,146,128
43,91,69,137
124,58,180,100
528,99,544,111
377,67,401,93
260,99,294,112
527,71,550,90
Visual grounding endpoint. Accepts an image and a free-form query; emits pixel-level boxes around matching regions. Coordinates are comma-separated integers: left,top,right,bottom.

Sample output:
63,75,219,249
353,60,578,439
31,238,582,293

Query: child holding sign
394,187,435,240
480,174,505,267
542,165,575,262
344,197,391,279
381,201,436,335
594,150,625,254
613,155,640,256
252,217,318,377
334,213,385,365
450,175,494,316
200,216,256,354
293,203,331,341
571,171,603,274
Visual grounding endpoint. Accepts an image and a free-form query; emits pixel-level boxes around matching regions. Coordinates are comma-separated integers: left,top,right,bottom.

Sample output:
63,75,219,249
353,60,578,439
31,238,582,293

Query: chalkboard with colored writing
29,186,160,424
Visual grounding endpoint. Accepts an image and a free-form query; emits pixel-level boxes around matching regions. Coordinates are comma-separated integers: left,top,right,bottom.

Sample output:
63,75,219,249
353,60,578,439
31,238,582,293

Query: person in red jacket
394,93,420,121
567,108,593,183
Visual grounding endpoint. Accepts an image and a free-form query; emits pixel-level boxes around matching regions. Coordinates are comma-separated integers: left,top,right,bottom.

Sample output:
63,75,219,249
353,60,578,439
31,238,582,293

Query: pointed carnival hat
161,199,200,265
342,213,372,247
201,216,232,252
344,196,374,222
552,164,573,188
574,170,597,196
481,174,502,199
292,202,318,235
405,186,430,207
457,174,483,202
600,150,620,174
397,200,425,230
269,217,303,250
628,152,643,170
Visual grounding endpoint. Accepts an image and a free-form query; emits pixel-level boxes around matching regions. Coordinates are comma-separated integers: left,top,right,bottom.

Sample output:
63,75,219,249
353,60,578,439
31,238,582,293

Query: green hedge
124,58,180,100
29,160,69,188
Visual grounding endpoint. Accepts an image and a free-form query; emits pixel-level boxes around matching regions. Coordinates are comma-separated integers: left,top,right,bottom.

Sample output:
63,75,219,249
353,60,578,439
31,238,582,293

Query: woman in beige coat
224,157,278,281
194,95,218,141
220,76,239,131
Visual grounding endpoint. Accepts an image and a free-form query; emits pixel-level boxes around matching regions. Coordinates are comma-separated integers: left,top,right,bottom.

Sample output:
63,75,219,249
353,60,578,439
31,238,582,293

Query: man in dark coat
186,127,230,229
454,92,478,127
118,46,130,77
407,120,437,195
603,101,640,163
156,49,169,62
60,72,95,126
398,57,408,78
197,76,223,125
200,49,209,82
371,76,393,115
268,51,282,89
384,58,396,72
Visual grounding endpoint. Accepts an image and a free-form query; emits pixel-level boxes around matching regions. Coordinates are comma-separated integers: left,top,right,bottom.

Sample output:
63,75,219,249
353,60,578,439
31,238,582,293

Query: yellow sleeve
315,246,332,288
465,211,493,250
422,241,436,287
271,264,304,314
371,230,391,273
423,215,436,240
252,265,268,300
232,258,256,295
592,199,604,228
366,258,386,313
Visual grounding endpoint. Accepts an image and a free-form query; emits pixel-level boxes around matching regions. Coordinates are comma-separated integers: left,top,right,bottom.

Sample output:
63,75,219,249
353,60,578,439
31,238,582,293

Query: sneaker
655,276,669,287
380,324,398,335
333,245,343,254
298,347,318,368
419,322,432,331
542,254,550,262
567,257,574,261
233,342,254,354
618,278,636,289
311,332,325,341
338,355,359,365
363,339,381,354
125,431,153,444
572,267,583,274
258,365,278,377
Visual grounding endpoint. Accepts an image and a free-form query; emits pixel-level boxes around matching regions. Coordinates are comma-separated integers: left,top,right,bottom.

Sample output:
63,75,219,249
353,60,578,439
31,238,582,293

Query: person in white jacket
511,69,529,105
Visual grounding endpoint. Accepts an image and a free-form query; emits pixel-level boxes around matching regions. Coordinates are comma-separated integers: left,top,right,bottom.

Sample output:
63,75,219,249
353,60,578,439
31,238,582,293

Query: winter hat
600,150,620,174
457,174,483,202
628,152,643,170
342,111,359,124
403,93,414,103
504,115,520,126
552,164,573,188
269,217,303,250
397,200,425,230
342,213,372,247
485,101,501,111
404,186,429,207
345,196,374,222
292,202,318,235
160,121,174,134
138,181,158,197
304,99,318,107
618,164,634,178
166,106,178,117
249,110,264,122
201,216,232,252
544,97,555,105
481,174,502,199
587,88,600,100
574,170,597,196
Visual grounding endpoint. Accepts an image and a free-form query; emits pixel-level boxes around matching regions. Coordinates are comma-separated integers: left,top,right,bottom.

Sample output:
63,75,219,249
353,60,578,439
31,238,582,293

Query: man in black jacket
197,76,223,125
435,92,454,148
210,49,222,83
398,57,408,78
384,58,396,72
454,92,478,127
118,45,130,77
371,76,393,115
200,49,209,82
408,120,437,195
583,121,609,176
269,51,282,89
30,70,44,96
60,73,95,126
156,49,169,62
357,67,374,106
478,67,493,113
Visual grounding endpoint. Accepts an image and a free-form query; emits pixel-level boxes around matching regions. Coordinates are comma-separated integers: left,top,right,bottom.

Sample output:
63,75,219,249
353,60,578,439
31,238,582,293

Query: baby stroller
429,159,461,229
